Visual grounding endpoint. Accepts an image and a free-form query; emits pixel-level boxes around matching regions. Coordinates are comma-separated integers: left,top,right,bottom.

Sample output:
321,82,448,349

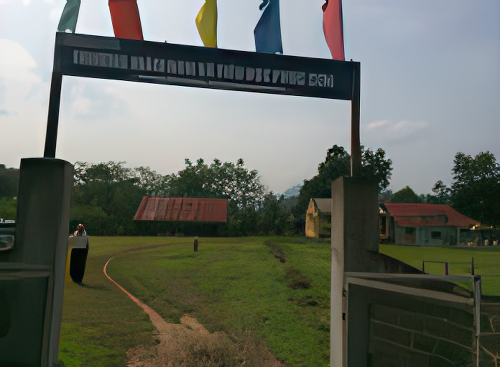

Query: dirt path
104,251,283,367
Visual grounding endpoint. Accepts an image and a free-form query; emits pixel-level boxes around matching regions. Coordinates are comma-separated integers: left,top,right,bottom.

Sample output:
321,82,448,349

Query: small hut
305,198,331,238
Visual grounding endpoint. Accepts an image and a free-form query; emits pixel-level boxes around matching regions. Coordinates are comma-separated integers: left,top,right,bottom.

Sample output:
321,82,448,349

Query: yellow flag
195,0,217,48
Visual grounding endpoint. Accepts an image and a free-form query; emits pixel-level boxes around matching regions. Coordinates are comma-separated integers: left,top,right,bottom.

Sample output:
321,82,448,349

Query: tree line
3,148,498,234
380,151,500,226
0,146,392,235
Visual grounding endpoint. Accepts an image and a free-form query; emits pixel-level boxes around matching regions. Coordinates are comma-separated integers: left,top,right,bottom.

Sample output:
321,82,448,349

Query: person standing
70,223,89,283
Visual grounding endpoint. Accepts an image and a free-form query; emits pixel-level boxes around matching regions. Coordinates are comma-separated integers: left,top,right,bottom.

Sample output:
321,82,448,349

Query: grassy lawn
60,236,331,367
107,237,331,367
380,244,500,296
59,237,176,366
60,237,500,366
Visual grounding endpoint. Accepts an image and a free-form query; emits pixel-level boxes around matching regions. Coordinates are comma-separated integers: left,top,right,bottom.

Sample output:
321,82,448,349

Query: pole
350,63,361,177
44,34,63,158
474,276,482,367
43,72,63,158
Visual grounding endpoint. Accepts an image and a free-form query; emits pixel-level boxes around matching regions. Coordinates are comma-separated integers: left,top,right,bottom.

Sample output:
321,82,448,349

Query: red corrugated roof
383,203,479,229
134,197,228,223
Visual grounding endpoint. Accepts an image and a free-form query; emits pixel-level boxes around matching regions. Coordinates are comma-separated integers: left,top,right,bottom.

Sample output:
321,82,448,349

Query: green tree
292,145,393,232
0,164,19,197
257,193,291,235
168,158,268,236
392,186,421,203
379,189,393,203
168,158,266,210
424,180,451,204
0,197,17,220
72,162,149,235
449,151,500,225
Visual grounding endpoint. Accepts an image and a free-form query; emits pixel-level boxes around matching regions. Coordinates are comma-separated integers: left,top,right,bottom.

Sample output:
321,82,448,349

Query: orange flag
322,0,345,60
109,0,144,40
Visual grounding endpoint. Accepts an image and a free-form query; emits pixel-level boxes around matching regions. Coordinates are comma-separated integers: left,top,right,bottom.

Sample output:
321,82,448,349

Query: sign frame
43,32,362,175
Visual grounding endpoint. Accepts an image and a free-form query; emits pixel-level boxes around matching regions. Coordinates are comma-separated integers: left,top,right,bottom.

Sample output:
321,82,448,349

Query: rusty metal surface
134,197,228,223
384,203,479,229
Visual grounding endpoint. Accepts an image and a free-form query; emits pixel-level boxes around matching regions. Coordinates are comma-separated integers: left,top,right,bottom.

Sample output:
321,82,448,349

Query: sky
1,0,499,196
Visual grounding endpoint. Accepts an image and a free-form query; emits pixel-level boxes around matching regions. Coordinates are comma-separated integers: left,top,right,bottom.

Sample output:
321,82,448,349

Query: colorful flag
57,0,81,33
322,0,345,60
254,0,283,54
109,0,144,40
196,0,218,48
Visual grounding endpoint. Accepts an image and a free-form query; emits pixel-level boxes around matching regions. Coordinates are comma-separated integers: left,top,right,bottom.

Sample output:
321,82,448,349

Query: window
405,227,414,235
431,231,441,239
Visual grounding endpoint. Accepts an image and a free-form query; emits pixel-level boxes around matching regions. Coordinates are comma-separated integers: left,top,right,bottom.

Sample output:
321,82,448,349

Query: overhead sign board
55,33,357,100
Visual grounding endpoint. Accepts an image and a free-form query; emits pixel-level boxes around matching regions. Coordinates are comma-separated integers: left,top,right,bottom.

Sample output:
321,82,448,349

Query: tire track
103,245,173,334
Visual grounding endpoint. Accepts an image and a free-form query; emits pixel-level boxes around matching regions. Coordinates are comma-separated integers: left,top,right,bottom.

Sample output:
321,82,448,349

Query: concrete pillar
330,176,379,367
0,158,73,367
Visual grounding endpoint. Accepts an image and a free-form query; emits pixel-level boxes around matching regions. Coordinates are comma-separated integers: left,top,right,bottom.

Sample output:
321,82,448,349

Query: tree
0,197,17,220
292,145,393,231
257,193,291,235
168,158,266,211
449,152,500,226
379,189,393,203
167,158,269,236
0,164,19,197
72,162,150,235
392,186,421,203
424,180,451,204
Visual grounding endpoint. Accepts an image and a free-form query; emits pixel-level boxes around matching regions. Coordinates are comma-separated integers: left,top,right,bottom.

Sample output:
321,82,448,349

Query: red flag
109,0,144,40
322,0,345,60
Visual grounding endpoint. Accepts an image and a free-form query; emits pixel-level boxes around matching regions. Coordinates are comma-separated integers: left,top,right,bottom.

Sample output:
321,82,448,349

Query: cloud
63,81,130,121
367,120,390,129
0,109,9,116
364,119,430,146
0,77,4,104
0,39,40,83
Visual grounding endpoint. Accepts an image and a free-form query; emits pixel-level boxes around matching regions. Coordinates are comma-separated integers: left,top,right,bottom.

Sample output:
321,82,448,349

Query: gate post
0,158,73,366
330,177,379,367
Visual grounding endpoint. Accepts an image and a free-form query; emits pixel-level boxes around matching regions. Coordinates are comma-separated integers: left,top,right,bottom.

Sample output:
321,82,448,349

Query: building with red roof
134,197,228,223
379,203,479,246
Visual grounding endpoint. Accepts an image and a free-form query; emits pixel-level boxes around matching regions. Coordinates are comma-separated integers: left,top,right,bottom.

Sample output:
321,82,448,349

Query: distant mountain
282,184,302,199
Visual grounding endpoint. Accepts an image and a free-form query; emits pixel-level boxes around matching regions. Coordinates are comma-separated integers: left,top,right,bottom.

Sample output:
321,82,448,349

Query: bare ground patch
127,314,284,367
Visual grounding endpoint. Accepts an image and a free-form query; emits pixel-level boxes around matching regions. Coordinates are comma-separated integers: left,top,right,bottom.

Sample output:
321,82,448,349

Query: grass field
59,237,170,366
106,237,331,366
380,244,500,295
59,236,331,366
59,237,500,366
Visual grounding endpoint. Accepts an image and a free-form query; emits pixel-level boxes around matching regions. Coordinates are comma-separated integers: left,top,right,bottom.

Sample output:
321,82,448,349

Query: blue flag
254,0,283,54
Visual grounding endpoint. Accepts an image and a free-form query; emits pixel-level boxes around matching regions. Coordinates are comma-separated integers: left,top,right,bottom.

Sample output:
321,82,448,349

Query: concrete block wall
370,304,475,366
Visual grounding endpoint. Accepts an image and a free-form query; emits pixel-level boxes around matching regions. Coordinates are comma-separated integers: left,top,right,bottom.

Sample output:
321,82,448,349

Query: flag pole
350,62,361,177
44,37,63,158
